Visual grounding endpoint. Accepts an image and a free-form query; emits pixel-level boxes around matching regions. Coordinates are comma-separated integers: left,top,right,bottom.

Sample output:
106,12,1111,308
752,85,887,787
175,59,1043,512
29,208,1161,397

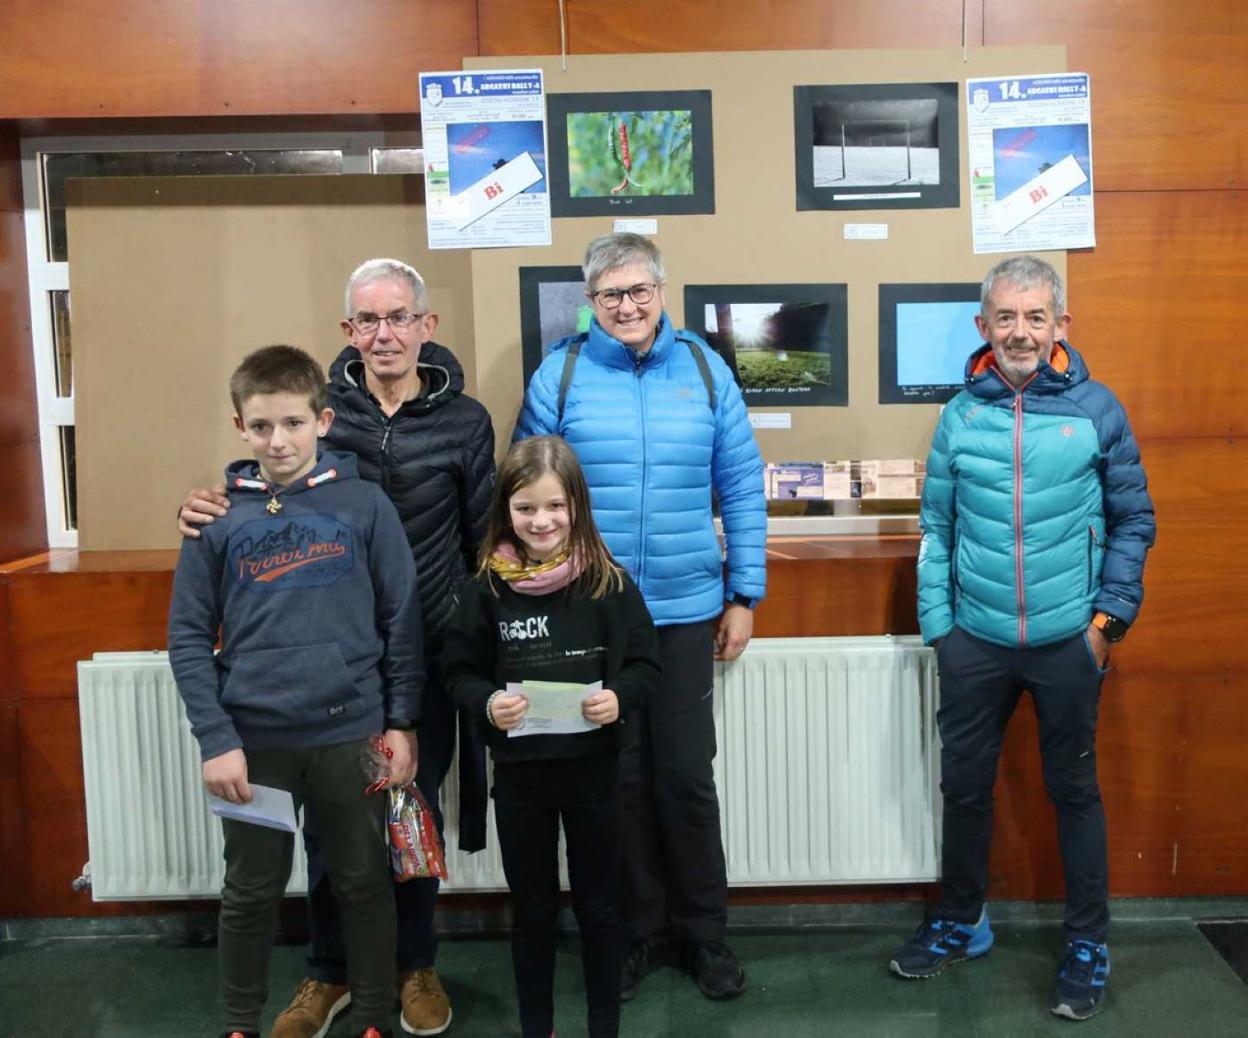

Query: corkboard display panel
67,174,474,550
466,46,1065,465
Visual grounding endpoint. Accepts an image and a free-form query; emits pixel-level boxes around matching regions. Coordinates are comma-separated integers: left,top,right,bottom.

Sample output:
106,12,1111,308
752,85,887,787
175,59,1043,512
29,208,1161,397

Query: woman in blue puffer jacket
513,233,766,1003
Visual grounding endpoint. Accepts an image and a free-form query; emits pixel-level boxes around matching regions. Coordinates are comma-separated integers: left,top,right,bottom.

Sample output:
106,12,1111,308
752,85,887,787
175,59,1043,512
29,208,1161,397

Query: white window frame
20,130,393,547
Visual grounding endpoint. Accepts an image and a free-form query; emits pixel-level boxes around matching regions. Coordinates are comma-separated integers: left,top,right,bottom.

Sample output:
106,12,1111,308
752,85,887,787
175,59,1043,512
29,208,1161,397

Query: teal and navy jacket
918,341,1155,649
513,314,767,627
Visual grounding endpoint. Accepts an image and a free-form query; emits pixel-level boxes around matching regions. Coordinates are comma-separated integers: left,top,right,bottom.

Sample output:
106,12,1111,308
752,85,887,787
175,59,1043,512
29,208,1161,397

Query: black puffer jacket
327,341,496,644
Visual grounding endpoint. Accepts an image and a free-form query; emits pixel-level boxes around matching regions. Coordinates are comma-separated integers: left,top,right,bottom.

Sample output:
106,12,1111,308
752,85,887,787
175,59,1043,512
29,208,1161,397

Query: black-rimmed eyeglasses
588,283,657,309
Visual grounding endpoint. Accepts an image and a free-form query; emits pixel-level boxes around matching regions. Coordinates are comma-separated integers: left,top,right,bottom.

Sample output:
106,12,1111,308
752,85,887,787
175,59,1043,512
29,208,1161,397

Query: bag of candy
360,733,448,881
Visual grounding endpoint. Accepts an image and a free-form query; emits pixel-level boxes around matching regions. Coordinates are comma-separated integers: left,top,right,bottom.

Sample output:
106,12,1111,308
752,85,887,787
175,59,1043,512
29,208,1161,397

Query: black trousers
936,625,1110,943
219,740,394,1034
619,619,728,945
493,756,624,1038
305,666,456,981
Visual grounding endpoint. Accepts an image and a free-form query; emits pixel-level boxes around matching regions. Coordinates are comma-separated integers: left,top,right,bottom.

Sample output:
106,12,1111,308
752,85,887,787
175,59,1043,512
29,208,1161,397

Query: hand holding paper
202,748,251,804
506,680,603,737
581,689,619,726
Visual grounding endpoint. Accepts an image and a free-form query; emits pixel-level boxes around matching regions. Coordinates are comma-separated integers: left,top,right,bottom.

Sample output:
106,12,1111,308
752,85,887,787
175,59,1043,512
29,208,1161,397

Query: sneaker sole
889,947,991,980
401,1005,453,1036
306,991,350,1038
1051,1000,1104,1021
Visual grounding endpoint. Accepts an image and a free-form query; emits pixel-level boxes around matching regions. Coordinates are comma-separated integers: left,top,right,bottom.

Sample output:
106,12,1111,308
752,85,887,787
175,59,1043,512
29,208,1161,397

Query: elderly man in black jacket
179,259,495,1038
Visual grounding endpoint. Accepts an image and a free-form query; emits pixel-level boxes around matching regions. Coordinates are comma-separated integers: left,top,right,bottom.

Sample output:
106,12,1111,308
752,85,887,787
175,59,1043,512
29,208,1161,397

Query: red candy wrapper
360,734,448,881
386,781,448,881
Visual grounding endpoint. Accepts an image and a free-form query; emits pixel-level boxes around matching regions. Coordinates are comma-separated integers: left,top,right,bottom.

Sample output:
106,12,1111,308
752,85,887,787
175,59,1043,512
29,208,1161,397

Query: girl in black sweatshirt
443,435,660,1038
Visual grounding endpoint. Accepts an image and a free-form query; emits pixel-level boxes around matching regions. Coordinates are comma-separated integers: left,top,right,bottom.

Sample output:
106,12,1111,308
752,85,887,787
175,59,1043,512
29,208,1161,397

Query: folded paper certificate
506,679,602,738
207,783,298,832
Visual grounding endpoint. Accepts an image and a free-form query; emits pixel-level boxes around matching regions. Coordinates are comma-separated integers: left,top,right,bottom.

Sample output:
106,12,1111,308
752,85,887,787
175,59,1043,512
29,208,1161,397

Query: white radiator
77,637,940,900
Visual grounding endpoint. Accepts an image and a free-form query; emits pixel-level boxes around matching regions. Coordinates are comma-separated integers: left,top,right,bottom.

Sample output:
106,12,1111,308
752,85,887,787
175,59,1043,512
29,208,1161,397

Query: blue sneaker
1051,939,1110,1020
889,909,994,978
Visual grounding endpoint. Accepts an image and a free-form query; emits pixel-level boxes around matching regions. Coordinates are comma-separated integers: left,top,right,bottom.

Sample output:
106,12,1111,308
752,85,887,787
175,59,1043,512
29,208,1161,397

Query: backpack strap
558,333,717,423
678,335,718,413
556,335,586,425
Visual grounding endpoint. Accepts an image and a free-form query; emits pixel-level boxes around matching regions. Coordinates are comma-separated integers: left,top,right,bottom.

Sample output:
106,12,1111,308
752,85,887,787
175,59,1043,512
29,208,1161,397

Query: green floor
2,917,1247,1037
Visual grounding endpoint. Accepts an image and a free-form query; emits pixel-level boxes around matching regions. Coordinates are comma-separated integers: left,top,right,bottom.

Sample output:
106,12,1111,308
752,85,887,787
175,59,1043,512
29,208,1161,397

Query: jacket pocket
221,643,361,730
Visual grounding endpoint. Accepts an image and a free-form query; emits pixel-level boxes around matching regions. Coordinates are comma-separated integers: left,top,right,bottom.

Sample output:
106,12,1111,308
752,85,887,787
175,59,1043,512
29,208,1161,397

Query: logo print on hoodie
498,616,550,642
231,515,353,591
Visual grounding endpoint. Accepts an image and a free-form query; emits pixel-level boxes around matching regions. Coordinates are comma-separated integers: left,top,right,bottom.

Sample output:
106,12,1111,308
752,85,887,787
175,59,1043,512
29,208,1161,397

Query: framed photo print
547,90,715,217
878,283,982,404
518,265,592,386
683,283,848,408
794,82,959,210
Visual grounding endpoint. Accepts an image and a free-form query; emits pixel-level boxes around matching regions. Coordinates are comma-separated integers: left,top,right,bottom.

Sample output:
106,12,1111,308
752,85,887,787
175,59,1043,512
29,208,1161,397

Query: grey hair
980,255,1066,318
582,233,665,292
344,258,430,317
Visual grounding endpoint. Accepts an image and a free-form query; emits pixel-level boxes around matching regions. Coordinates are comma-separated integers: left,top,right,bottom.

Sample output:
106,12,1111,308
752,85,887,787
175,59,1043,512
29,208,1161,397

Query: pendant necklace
265,483,287,515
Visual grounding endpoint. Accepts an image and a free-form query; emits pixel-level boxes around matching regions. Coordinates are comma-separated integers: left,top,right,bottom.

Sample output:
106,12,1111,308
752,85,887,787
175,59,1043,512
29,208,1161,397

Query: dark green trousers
219,739,395,1033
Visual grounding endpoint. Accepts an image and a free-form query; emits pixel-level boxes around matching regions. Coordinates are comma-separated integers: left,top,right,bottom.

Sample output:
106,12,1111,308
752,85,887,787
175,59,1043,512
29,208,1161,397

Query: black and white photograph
794,83,959,210
518,265,592,387
683,283,848,407
546,90,716,217
877,282,982,404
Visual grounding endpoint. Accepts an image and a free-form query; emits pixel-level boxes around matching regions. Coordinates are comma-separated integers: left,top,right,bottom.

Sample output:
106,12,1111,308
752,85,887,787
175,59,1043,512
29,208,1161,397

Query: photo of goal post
837,118,912,182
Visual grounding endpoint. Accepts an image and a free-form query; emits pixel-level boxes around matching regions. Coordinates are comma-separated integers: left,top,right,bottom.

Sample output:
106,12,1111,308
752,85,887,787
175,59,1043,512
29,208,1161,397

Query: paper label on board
750,413,792,429
844,223,890,240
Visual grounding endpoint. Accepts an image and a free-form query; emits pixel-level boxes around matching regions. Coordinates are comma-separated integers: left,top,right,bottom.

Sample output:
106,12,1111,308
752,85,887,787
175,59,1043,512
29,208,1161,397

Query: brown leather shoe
270,978,351,1038
397,968,452,1035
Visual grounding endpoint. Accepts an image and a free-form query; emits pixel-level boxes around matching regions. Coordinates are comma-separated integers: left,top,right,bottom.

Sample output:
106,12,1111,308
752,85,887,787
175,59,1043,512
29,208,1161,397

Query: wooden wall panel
1067,191,1248,441
0,1,479,118
1123,437,1247,674
0,125,46,564
985,0,1248,191
990,672,1248,899
480,0,986,56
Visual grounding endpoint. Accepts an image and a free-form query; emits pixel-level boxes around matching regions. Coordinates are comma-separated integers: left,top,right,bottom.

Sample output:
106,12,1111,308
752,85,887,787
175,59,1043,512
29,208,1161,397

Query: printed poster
966,73,1095,254
419,70,552,249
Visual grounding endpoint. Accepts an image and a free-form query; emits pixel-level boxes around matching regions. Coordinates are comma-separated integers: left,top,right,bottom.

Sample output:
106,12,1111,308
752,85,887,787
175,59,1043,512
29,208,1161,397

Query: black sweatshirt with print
442,570,660,766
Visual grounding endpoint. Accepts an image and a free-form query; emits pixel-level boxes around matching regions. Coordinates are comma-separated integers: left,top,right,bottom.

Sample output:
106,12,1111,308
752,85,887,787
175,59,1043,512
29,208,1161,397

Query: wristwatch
726,592,756,609
1091,612,1129,643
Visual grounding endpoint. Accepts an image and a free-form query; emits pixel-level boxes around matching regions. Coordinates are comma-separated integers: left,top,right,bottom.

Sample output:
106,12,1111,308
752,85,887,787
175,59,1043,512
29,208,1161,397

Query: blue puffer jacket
513,314,767,626
918,341,1155,648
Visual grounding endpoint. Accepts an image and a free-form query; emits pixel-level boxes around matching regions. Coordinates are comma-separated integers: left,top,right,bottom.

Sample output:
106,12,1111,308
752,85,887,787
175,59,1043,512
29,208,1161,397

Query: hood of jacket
224,448,359,496
964,340,1089,400
329,340,465,415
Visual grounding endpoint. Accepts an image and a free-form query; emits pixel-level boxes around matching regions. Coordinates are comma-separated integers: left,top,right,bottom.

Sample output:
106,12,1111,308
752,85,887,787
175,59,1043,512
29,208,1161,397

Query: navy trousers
935,624,1110,943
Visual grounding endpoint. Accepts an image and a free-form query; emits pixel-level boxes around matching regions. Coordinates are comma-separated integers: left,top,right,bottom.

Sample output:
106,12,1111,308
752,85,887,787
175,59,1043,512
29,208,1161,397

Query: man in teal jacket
889,256,1155,1022
514,233,766,1003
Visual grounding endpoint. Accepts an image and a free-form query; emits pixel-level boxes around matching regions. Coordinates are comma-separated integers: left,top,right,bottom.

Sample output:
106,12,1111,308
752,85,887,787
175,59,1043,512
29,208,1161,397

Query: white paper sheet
207,783,298,833
505,679,603,738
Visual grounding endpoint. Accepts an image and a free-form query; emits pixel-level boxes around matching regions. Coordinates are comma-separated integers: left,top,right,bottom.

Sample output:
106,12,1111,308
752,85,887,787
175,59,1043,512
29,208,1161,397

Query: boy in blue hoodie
168,345,424,1038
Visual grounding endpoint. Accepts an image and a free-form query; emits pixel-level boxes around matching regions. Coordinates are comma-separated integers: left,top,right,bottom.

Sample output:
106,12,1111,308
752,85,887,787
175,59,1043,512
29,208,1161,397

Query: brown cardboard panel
466,47,1065,462
67,174,474,550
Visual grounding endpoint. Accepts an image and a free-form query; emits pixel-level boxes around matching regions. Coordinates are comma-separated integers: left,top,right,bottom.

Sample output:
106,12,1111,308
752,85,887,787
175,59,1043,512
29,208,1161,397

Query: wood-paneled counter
2,538,1243,917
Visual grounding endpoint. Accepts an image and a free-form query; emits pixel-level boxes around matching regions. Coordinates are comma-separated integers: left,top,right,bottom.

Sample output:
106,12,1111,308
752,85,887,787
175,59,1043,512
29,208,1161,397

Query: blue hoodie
168,450,424,761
